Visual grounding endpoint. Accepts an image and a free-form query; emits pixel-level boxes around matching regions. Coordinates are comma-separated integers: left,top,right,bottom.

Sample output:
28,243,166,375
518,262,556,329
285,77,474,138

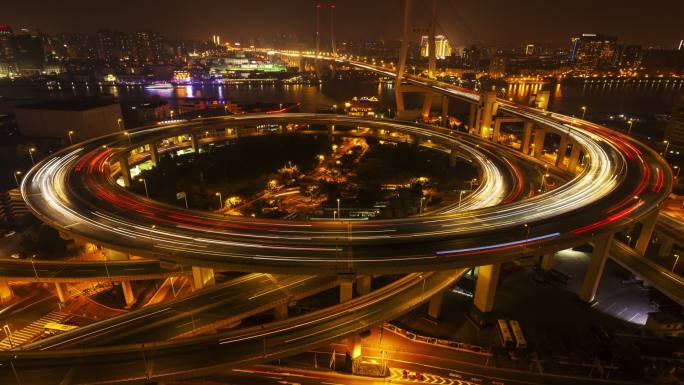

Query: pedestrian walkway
0,311,69,350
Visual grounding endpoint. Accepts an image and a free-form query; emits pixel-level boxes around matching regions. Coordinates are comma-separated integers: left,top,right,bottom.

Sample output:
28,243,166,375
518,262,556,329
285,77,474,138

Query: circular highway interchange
3,108,673,384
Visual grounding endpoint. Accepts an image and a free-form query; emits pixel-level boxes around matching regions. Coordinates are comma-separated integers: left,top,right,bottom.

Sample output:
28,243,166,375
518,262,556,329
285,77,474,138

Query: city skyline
2,0,683,47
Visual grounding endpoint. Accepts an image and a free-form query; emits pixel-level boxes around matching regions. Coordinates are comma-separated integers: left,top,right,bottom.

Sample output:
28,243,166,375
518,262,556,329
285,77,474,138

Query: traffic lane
610,242,684,306
25,273,332,349
0,271,464,384
0,259,184,281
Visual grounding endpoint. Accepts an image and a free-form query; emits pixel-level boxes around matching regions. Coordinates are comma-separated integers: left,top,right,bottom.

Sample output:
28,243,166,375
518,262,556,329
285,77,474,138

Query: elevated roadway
22,273,340,349
0,270,466,384
19,114,672,275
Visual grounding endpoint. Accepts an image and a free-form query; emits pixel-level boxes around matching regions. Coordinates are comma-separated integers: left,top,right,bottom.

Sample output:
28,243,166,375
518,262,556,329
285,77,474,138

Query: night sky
3,0,683,47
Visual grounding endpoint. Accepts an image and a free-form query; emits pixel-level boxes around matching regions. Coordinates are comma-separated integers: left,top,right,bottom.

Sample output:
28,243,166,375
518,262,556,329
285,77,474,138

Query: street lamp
333,210,337,220
117,118,123,130
13,171,21,187
581,106,587,120
663,140,670,156
420,196,426,214
28,147,36,165
67,130,75,144
215,192,223,209
458,190,466,208
124,131,131,144
336,198,341,220
138,178,149,198
627,119,634,134
674,165,681,179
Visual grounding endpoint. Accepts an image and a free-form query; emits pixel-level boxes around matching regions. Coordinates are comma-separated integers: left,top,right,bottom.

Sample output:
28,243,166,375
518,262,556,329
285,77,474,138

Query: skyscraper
569,33,618,71
420,35,452,59
0,25,16,61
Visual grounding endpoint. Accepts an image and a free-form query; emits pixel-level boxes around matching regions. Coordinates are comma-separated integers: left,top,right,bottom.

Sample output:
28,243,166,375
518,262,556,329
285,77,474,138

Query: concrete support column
118,158,132,187
635,211,659,256
0,280,13,302
356,275,371,296
328,125,335,138
492,119,502,143
468,103,477,132
339,276,354,303
441,96,449,126
449,148,458,168
540,253,554,271
658,237,675,257
190,132,199,152
421,93,434,121
274,303,288,320
532,129,545,159
427,290,445,319
55,282,70,303
522,121,533,154
579,233,614,303
149,143,159,167
567,142,582,173
479,91,497,139
192,266,215,290
473,263,501,313
556,135,569,167
121,281,135,307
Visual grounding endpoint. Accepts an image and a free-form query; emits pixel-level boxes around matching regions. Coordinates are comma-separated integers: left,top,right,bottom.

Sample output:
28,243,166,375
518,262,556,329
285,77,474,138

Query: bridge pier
473,263,501,313
449,148,458,167
0,280,13,302
421,93,434,121
339,275,354,303
478,91,498,140
468,104,477,132
441,95,449,126
121,281,135,308
192,267,215,290
556,135,569,167
427,289,445,319
118,158,132,187
567,143,582,173
635,211,659,256
356,275,371,296
149,142,159,166
190,132,199,153
532,129,545,159
55,282,70,303
274,303,289,321
522,121,533,154
578,233,614,303
540,253,554,271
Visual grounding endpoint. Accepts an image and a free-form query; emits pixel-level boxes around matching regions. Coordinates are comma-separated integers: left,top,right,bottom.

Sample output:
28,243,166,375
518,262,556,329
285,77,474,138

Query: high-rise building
570,33,618,71
420,35,452,59
0,25,16,61
14,30,45,70
525,44,535,56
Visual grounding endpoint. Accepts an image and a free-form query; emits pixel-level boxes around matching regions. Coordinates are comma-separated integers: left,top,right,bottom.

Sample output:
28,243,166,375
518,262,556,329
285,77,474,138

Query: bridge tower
395,0,449,123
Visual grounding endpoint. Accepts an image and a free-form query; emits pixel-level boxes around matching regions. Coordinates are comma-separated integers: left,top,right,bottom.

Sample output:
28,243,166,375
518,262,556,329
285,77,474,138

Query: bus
497,319,514,348
44,322,78,337
508,320,527,350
